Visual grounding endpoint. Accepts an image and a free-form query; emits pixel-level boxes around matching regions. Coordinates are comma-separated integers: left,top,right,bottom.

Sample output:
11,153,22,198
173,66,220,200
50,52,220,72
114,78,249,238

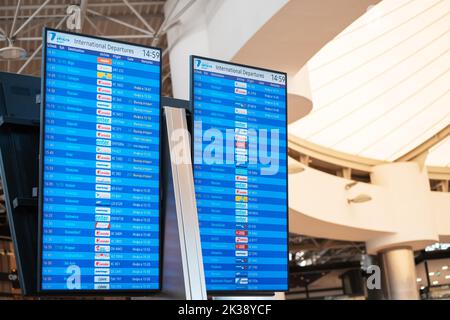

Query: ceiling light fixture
0,38,27,60
347,194,372,204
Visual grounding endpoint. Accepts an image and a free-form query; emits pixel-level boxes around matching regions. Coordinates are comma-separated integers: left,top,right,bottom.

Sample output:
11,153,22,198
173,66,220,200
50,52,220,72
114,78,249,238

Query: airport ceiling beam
395,125,450,163
11,0,51,39
122,0,156,35
1,1,165,11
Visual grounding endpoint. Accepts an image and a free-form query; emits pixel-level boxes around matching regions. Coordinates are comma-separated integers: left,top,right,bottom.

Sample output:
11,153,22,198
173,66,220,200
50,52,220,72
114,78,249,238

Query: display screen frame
190,55,289,295
38,27,163,296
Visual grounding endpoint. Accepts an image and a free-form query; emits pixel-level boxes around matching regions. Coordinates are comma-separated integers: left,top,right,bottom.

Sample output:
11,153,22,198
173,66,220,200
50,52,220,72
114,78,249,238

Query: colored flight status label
192,57,288,291
40,29,161,291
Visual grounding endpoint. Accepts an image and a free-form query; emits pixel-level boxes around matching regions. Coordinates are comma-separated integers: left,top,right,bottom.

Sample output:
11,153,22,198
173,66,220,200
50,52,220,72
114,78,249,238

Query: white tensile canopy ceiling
289,0,450,167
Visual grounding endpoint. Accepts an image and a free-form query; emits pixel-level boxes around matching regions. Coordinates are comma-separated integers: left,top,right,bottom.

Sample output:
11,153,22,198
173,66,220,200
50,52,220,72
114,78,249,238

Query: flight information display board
39,29,161,293
191,56,288,292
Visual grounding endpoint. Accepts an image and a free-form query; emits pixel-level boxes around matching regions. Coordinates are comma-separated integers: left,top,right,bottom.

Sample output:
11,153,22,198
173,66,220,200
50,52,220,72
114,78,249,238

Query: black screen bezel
189,55,289,295
38,27,163,296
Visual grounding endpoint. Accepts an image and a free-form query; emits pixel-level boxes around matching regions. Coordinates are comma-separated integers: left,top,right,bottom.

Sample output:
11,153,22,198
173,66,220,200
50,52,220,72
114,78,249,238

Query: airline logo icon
95,192,111,199
97,86,112,94
97,64,112,72
94,268,110,275
95,245,110,252
96,131,112,139
236,230,248,236
97,94,112,102
235,265,248,270
235,135,247,142
95,176,111,184
95,230,111,237
235,175,248,182
236,224,248,229
235,257,248,263
234,88,247,95
96,200,110,206
96,146,111,154
97,72,112,80
97,124,111,132
95,222,110,229
235,195,248,202
236,162,247,168
235,278,248,285
97,79,112,87
235,141,246,149
96,138,111,146
97,101,112,109
96,154,111,161
95,237,111,245
236,202,248,209
236,237,248,243
235,182,248,189
94,283,110,290
235,148,247,155
97,57,112,65
95,253,110,260
97,116,112,124
94,261,110,267
96,184,111,192
96,161,111,169
97,109,112,117
236,244,248,250
96,169,111,177
95,207,111,214
235,121,247,129
235,108,247,115
235,271,248,277
236,215,248,222
95,214,111,222
234,81,247,89
235,250,248,257
235,154,248,162
235,209,248,216
94,276,110,283
235,128,248,135
236,189,248,196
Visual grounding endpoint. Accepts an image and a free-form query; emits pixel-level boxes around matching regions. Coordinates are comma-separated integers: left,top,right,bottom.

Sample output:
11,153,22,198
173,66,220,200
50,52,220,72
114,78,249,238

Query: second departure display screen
191,56,288,292
40,29,161,292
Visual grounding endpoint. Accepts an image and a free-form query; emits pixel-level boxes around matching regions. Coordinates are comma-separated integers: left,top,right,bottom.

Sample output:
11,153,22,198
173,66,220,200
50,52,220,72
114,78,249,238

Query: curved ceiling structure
289,0,450,168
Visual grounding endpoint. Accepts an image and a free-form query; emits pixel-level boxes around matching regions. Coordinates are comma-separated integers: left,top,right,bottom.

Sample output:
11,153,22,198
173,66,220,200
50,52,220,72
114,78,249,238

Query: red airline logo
95,237,111,244
96,169,111,177
235,244,248,250
96,154,111,161
96,132,111,139
97,94,112,102
97,79,112,87
95,222,110,229
95,230,110,237
96,124,111,132
97,57,112,65
94,261,110,267
97,109,112,116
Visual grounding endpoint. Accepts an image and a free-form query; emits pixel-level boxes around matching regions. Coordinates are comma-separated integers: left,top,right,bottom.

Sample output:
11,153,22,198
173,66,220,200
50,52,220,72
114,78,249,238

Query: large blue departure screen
40,29,161,292
192,57,288,292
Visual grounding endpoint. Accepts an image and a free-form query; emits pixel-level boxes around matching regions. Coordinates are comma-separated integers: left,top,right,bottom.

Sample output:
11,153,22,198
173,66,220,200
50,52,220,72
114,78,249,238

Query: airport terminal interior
0,0,449,300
